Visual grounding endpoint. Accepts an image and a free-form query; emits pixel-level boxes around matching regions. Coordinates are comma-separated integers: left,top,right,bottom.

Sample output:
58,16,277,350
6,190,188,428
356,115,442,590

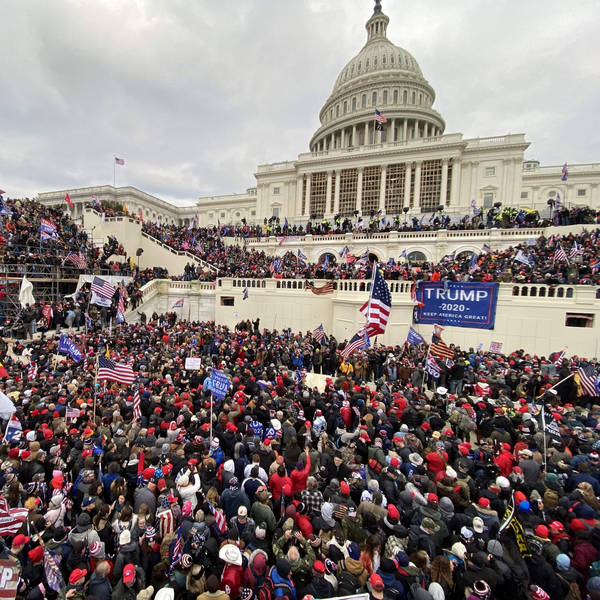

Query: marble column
304,174,311,217
356,168,363,213
414,161,422,209
404,162,412,207
440,159,449,205
379,165,387,213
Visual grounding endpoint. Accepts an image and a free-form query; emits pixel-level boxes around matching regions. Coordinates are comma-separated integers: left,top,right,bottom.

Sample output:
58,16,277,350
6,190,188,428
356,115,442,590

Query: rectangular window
578,189,586,197
272,207,279,218
220,296,234,306
565,313,594,328
372,92,377,105
309,172,327,218
383,91,388,105
220,212,226,218
485,166,496,177
361,166,381,216
483,193,494,208
520,191,529,199
251,210,256,216
385,164,406,213
419,159,442,212
338,169,358,216
273,186,280,195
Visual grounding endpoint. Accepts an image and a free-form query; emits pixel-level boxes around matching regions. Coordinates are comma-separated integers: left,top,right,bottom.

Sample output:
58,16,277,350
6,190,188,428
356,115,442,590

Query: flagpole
93,354,99,423
113,159,116,188
421,344,431,393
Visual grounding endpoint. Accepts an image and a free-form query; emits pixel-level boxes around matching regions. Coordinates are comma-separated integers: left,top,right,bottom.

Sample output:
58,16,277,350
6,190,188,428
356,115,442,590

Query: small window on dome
351,65,354,74
358,62,362,71
344,101,347,114
336,105,340,117
403,90,407,103
411,91,415,104
383,91,388,105
372,92,377,105
393,90,398,103
419,93,422,104
366,59,370,68
352,97,357,111
382,55,386,64
362,94,366,108
398,54,402,65
390,55,394,64
374,56,378,66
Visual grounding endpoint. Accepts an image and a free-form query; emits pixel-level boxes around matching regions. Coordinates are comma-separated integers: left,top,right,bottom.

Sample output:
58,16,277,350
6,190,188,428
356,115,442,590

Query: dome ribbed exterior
310,2,445,152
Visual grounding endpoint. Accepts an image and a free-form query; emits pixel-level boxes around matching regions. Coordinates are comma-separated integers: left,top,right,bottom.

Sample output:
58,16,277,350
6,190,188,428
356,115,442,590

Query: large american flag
0,497,29,536
91,276,116,299
578,365,600,397
43,547,65,593
306,281,334,295
64,252,87,269
569,241,583,259
359,266,391,336
207,500,227,534
97,355,136,385
375,109,387,123
27,361,37,381
169,525,184,573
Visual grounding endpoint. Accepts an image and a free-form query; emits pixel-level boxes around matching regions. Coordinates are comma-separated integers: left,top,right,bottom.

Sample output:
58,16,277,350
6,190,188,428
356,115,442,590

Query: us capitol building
39,1,600,227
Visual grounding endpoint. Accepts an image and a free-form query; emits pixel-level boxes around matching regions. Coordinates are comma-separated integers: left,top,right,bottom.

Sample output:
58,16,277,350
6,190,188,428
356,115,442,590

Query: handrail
139,232,218,272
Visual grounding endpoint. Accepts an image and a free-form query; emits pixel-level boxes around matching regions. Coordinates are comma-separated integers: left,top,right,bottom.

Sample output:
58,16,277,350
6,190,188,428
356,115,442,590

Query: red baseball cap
369,574,385,592
123,564,136,583
427,493,438,503
477,497,490,508
69,568,88,584
313,560,325,574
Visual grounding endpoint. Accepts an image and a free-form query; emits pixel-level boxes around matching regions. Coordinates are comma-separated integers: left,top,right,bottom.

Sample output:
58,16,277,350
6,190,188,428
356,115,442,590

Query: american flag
312,324,326,342
116,290,126,324
115,157,125,165
425,355,440,379
91,276,116,299
561,163,568,181
340,246,350,258
207,500,227,534
40,218,56,233
132,386,141,421
172,298,184,308
554,246,568,263
551,350,565,367
569,241,583,259
84,311,93,331
64,252,87,269
375,109,387,123
430,331,454,360
469,252,479,275
97,355,136,385
0,497,29,536
43,547,65,593
66,407,81,421
169,525,184,572
306,281,334,295
577,365,600,397
341,329,370,359
27,361,37,381
359,266,392,336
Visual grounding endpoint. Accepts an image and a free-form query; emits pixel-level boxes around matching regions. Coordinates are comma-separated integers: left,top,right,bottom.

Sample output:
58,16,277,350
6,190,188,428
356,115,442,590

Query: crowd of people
1,317,600,600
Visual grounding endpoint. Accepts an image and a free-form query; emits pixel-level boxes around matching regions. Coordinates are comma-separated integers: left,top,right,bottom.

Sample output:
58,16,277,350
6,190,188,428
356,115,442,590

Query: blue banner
58,335,83,363
413,282,499,329
406,327,425,346
206,369,231,399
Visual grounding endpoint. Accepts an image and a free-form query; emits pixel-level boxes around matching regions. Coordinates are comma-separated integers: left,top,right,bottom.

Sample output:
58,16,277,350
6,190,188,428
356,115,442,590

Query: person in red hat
302,560,335,599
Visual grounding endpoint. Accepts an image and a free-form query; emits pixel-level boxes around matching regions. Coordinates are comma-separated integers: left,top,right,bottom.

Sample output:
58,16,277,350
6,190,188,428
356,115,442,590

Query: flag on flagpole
97,355,136,385
242,287,249,300
64,193,74,209
312,324,326,342
430,327,454,360
115,157,125,166
469,252,479,275
172,298,184,308
206,500,227,534
569,241,583,259
553,246,568,262
3,414,22,442
425,355,441,380
577,365,600,397
43,547,66,592
340,246,349,258
27,361,37,381
116,290,126,324
406,327,425,346
359,265,392,337
63,251,87,269
550,350,565,367
341,330,370,359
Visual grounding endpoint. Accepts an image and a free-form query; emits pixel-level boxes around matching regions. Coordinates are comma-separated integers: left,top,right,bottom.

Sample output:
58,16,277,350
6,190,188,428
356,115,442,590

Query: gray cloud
0,0,598,203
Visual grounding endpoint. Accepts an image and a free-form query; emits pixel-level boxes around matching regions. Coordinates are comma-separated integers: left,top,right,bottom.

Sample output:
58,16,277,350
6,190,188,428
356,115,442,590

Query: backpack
557,574,582,600
337,561,364,595
257,575,294,600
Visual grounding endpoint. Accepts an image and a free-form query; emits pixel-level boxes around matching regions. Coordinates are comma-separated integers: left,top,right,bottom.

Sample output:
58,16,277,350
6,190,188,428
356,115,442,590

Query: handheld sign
206,369,231,399
185,358,201,371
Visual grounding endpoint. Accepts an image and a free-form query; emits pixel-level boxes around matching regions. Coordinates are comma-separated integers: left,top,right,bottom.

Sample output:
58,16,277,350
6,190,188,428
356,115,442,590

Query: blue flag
407,327,425,346
58,334,83,363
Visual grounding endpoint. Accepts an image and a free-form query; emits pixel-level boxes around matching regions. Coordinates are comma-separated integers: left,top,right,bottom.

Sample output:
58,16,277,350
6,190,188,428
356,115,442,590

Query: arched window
362,94,366,108
390,54,394,64
366,58,370,68
393,90,398,103
336,105,340,117
383,90,388,104
358,61,362,71
403,90,407,104
412,91,416,104
352,97,357,111
374,56,378,66
372,91,377,105
344,101,347,113
407,251,426,262
382,55,386,64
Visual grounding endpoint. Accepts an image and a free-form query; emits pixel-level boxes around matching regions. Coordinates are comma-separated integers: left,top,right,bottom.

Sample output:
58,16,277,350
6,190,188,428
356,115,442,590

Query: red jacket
494,450,514,477
269,472,293,501
290,456,311,494
221,563,243,598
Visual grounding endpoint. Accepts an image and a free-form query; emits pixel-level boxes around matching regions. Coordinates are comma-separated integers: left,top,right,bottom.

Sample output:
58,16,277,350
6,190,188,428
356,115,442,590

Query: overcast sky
1,0,598,205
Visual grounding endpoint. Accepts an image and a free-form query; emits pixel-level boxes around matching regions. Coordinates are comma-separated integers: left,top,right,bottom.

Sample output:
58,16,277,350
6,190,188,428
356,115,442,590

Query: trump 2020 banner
413,282,499,329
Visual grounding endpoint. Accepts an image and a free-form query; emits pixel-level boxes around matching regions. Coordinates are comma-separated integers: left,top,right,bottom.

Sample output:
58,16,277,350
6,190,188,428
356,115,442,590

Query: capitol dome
310,0,445,152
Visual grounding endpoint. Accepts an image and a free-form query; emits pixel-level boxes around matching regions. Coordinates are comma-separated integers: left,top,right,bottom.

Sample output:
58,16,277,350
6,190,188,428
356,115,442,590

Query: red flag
0,361,8,378
64,193,74,209
138,208,143,222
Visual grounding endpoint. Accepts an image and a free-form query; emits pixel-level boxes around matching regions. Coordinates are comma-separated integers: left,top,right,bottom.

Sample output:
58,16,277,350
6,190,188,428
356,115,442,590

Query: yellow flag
105,346,110,358
122,203,128,213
